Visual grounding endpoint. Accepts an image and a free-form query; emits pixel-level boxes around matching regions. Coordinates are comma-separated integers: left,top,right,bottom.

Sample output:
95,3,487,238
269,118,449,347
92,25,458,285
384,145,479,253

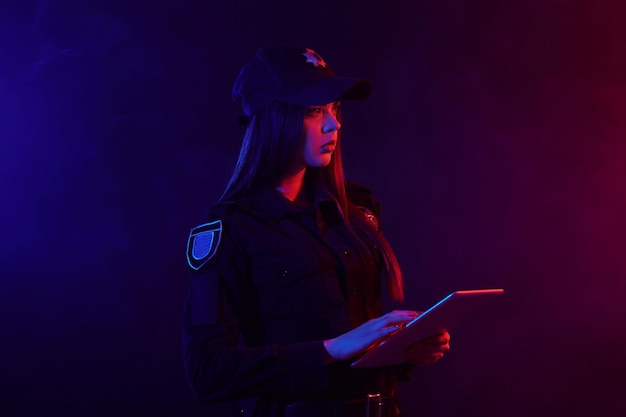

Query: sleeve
181,214,330,403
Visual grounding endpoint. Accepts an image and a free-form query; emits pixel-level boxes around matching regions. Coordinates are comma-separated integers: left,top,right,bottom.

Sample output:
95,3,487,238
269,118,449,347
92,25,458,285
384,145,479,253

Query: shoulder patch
357,206,379,230
186,220,223,271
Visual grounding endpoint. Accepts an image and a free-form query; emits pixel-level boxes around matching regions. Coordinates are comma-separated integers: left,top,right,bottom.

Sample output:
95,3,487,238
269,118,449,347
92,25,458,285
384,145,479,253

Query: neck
275,168,306,202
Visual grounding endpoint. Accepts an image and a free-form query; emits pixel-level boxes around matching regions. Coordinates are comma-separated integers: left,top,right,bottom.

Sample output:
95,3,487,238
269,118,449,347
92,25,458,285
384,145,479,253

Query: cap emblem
302,48,327,68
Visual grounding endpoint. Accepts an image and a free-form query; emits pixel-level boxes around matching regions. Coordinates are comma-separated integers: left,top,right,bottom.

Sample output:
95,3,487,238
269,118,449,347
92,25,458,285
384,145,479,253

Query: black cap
232,46,372,116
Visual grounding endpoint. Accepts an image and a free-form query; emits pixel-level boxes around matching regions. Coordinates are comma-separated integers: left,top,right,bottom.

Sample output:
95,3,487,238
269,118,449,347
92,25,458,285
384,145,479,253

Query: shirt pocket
250,249,343,329
251,249,328,290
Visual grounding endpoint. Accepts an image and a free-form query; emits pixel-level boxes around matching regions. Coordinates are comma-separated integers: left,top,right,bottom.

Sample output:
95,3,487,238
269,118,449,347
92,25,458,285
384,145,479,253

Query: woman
183,46,450,417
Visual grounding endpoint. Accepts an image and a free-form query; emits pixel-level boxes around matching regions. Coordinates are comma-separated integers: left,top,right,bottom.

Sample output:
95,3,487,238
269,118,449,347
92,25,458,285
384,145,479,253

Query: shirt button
318,221,325,229
282,270,289,278
343,250,350,257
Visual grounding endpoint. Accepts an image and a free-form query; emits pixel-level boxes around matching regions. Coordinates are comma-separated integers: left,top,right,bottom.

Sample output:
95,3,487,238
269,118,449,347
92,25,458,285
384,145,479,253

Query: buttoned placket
254,187,379,325
314,200,376,326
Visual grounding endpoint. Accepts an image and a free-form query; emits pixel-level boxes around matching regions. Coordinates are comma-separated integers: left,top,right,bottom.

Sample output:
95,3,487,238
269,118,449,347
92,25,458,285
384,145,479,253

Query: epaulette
346,181,381,229
206,200,241,217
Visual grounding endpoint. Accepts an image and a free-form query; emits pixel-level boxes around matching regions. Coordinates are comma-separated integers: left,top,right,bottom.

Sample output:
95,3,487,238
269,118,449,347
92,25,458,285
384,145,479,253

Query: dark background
1,1,625,416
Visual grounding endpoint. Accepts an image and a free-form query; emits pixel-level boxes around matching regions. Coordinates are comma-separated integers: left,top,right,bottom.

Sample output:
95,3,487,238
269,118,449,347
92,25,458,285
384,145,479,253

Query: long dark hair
221,101,404,301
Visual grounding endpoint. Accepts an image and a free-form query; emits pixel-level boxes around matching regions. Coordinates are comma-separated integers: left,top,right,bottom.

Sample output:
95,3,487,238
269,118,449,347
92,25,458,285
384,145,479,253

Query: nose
322,112,341,133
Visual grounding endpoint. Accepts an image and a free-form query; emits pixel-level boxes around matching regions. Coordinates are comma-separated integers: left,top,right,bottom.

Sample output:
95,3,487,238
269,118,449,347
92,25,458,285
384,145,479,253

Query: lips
320,141,336,154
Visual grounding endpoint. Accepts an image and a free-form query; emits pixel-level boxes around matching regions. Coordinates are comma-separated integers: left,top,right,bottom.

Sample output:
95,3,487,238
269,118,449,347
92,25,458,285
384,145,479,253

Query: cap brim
278,77,372,106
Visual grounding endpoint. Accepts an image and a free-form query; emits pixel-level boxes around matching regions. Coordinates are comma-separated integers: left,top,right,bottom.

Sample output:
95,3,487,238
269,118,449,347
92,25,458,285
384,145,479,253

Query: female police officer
182,46,450,417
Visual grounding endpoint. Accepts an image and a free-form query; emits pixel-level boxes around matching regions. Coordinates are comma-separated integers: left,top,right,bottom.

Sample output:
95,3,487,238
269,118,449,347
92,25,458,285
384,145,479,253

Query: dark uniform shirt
182,183,407,416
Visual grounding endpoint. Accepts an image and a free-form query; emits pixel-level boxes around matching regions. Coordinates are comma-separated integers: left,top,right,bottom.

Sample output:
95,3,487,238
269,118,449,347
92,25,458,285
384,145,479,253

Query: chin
317,158,333,168
307,156,333,168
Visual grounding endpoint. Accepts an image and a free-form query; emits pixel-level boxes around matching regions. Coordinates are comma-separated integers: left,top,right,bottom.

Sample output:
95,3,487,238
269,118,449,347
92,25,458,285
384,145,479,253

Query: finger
425,340,451,352
407,340,450,354
409,344,442,354
428,343,450,353
408,351,445,366
421,332,450,345
376,325,401,339
389,310,420,318
413,351,443,362
425,352,445,362
380,312,417,326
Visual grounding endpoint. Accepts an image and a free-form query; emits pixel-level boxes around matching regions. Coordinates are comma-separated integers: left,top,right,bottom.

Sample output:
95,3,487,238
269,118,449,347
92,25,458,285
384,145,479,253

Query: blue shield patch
186,220,223,270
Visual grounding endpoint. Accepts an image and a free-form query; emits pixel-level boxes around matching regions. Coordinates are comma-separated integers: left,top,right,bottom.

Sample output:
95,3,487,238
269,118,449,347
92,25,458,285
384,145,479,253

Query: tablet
351,288,504,368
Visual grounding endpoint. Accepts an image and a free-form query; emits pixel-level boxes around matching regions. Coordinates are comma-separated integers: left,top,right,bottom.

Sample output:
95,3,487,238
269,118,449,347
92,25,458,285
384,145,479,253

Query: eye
306,106,323,116
332,103,341,113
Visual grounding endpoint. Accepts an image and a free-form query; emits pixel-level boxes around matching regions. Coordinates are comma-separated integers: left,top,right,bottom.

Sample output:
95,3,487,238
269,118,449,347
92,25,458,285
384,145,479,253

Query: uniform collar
249,186,342,221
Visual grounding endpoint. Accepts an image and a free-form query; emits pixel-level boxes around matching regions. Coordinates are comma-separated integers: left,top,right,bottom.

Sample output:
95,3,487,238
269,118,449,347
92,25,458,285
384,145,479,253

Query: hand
404,331,451,366
323,310,418,361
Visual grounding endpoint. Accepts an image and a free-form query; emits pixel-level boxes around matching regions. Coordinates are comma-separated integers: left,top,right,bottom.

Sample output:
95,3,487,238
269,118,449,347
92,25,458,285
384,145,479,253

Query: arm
182,221,330,402
183,274,421,401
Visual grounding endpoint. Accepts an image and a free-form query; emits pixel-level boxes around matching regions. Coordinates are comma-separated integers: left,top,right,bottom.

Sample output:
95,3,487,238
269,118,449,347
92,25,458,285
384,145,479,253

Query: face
300,101,341,168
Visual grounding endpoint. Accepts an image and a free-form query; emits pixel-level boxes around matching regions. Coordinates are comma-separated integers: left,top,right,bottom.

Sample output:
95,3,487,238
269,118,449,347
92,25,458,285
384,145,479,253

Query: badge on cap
187,220,222,270
303,48,327,68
